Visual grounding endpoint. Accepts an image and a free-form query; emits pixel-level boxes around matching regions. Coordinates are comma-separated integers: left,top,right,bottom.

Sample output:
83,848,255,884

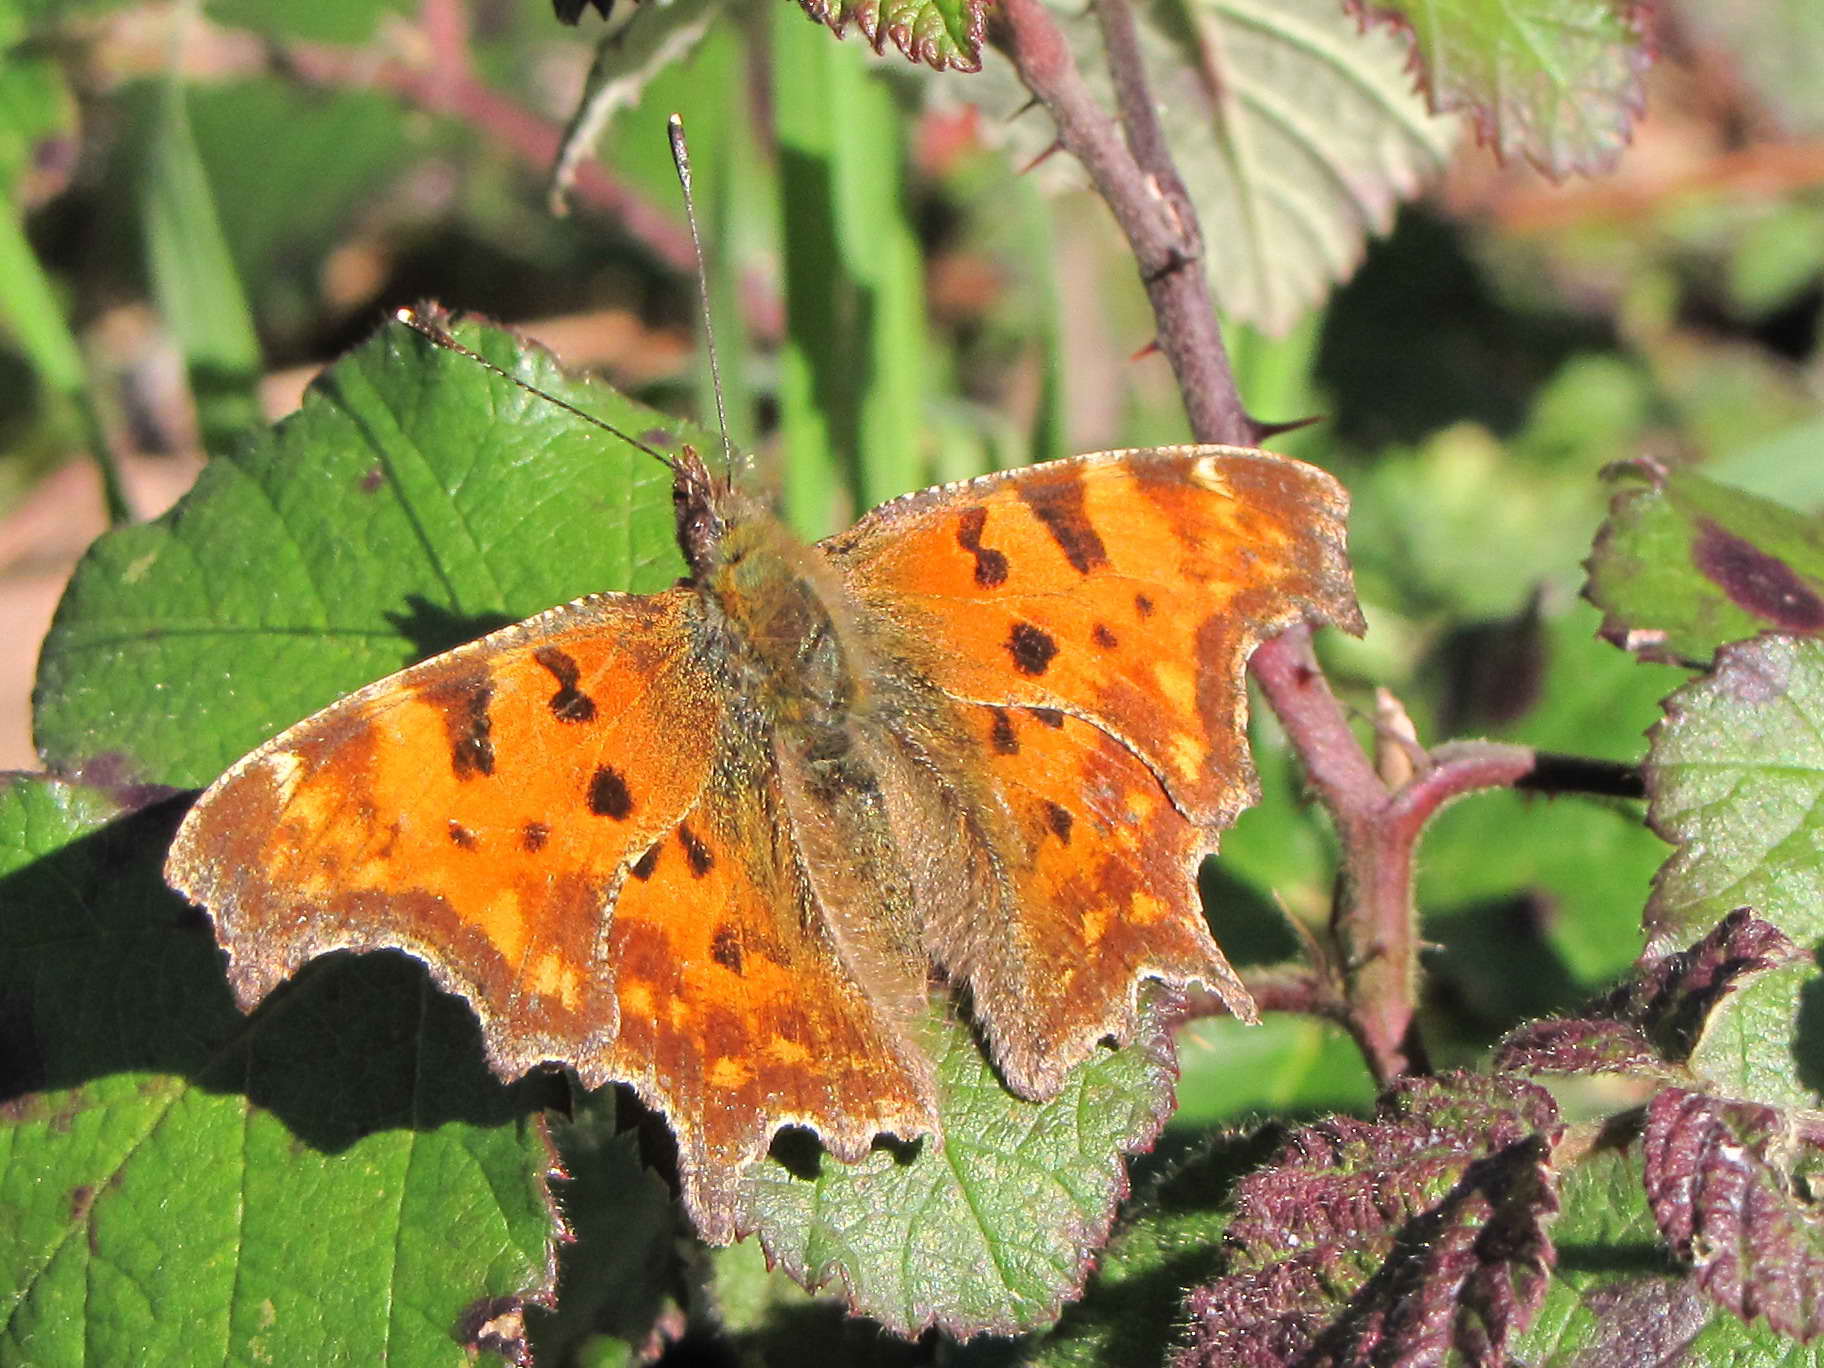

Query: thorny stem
995,0,1642,1087
996,0,1250,445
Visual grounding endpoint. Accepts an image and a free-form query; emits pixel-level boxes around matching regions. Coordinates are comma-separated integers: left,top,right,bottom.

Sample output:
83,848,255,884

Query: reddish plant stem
1253,630,1546,1083
281,41,696,272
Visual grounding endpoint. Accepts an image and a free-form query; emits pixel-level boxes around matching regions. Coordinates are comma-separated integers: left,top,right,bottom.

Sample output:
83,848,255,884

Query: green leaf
795,0,987,72
971,0,1458,335
734,1000,1182,1337
1351,0,1650,178
1644,635,1824,1106
1028,1133,1273,1368
34,315,697,785
0,774,559,1364
1587,463,1824,667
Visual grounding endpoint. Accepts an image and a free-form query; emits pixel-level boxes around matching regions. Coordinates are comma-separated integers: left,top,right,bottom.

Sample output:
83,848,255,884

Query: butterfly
164,319,1361,1243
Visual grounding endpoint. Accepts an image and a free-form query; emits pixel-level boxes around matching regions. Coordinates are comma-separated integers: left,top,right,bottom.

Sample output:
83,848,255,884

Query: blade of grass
0,208,130,524
772,15,927,533
140,6,262,453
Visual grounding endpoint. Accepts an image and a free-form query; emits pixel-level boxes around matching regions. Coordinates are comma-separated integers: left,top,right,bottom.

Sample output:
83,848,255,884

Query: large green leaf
34,315,691,785
0,775,560,1364
1352,0,1650,178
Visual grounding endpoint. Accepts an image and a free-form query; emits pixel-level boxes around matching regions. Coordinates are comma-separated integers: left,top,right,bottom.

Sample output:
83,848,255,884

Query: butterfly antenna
667,114,737,477
391,306,682,474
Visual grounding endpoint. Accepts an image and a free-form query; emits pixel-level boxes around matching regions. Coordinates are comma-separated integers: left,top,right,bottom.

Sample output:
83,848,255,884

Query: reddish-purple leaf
1173,1074,1562,1368
1498,909,1805,1077
1642,1088,1824,1342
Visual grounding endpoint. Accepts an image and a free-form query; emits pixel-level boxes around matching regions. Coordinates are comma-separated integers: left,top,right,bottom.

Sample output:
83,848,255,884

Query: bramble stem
996,0,1251,445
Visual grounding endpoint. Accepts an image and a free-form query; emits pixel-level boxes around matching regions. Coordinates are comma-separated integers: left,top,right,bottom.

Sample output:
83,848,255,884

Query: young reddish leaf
1586,461,1824,667
1173,1074,1562,1367
1348,0,1651,179
1643,1088,1824,1342
796,0,986,71
1497,909,1807,1079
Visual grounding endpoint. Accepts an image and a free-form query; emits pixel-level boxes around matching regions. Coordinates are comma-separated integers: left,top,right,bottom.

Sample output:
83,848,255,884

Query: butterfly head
673,444,775,581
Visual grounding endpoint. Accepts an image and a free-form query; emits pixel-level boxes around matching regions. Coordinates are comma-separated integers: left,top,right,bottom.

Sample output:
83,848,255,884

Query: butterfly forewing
165,590,720,1072
823,445,1360,1096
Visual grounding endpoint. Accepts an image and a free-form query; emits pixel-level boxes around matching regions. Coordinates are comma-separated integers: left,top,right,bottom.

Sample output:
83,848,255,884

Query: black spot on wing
989,708,1019,755
955,506,1009,589
711,926,744,974
521,821,549,853
588,765,634,819
1027,706,1065,729
630,844,660,881
678,824,714,877
1042,801,1073,843
1135,593,1156,618
533,646,598,724
447,820,478,850
425,672,495,779
1018,470,1109,573
1007,622,1058,677
1092,623,1119,649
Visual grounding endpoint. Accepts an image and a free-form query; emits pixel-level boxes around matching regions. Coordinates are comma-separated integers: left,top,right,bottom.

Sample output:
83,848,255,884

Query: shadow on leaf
0,791,557,1149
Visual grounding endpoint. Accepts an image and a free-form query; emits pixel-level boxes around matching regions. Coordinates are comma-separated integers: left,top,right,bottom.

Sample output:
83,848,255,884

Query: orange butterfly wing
165,590,935,1243
824,445,1360,1095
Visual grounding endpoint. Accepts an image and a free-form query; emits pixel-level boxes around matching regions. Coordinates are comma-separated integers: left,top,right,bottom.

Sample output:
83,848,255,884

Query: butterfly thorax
699,508,868,731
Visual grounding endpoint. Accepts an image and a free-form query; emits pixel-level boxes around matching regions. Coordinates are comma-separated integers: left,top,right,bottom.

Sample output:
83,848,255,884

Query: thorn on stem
1249,413,1326,443
1019,140,1065,175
